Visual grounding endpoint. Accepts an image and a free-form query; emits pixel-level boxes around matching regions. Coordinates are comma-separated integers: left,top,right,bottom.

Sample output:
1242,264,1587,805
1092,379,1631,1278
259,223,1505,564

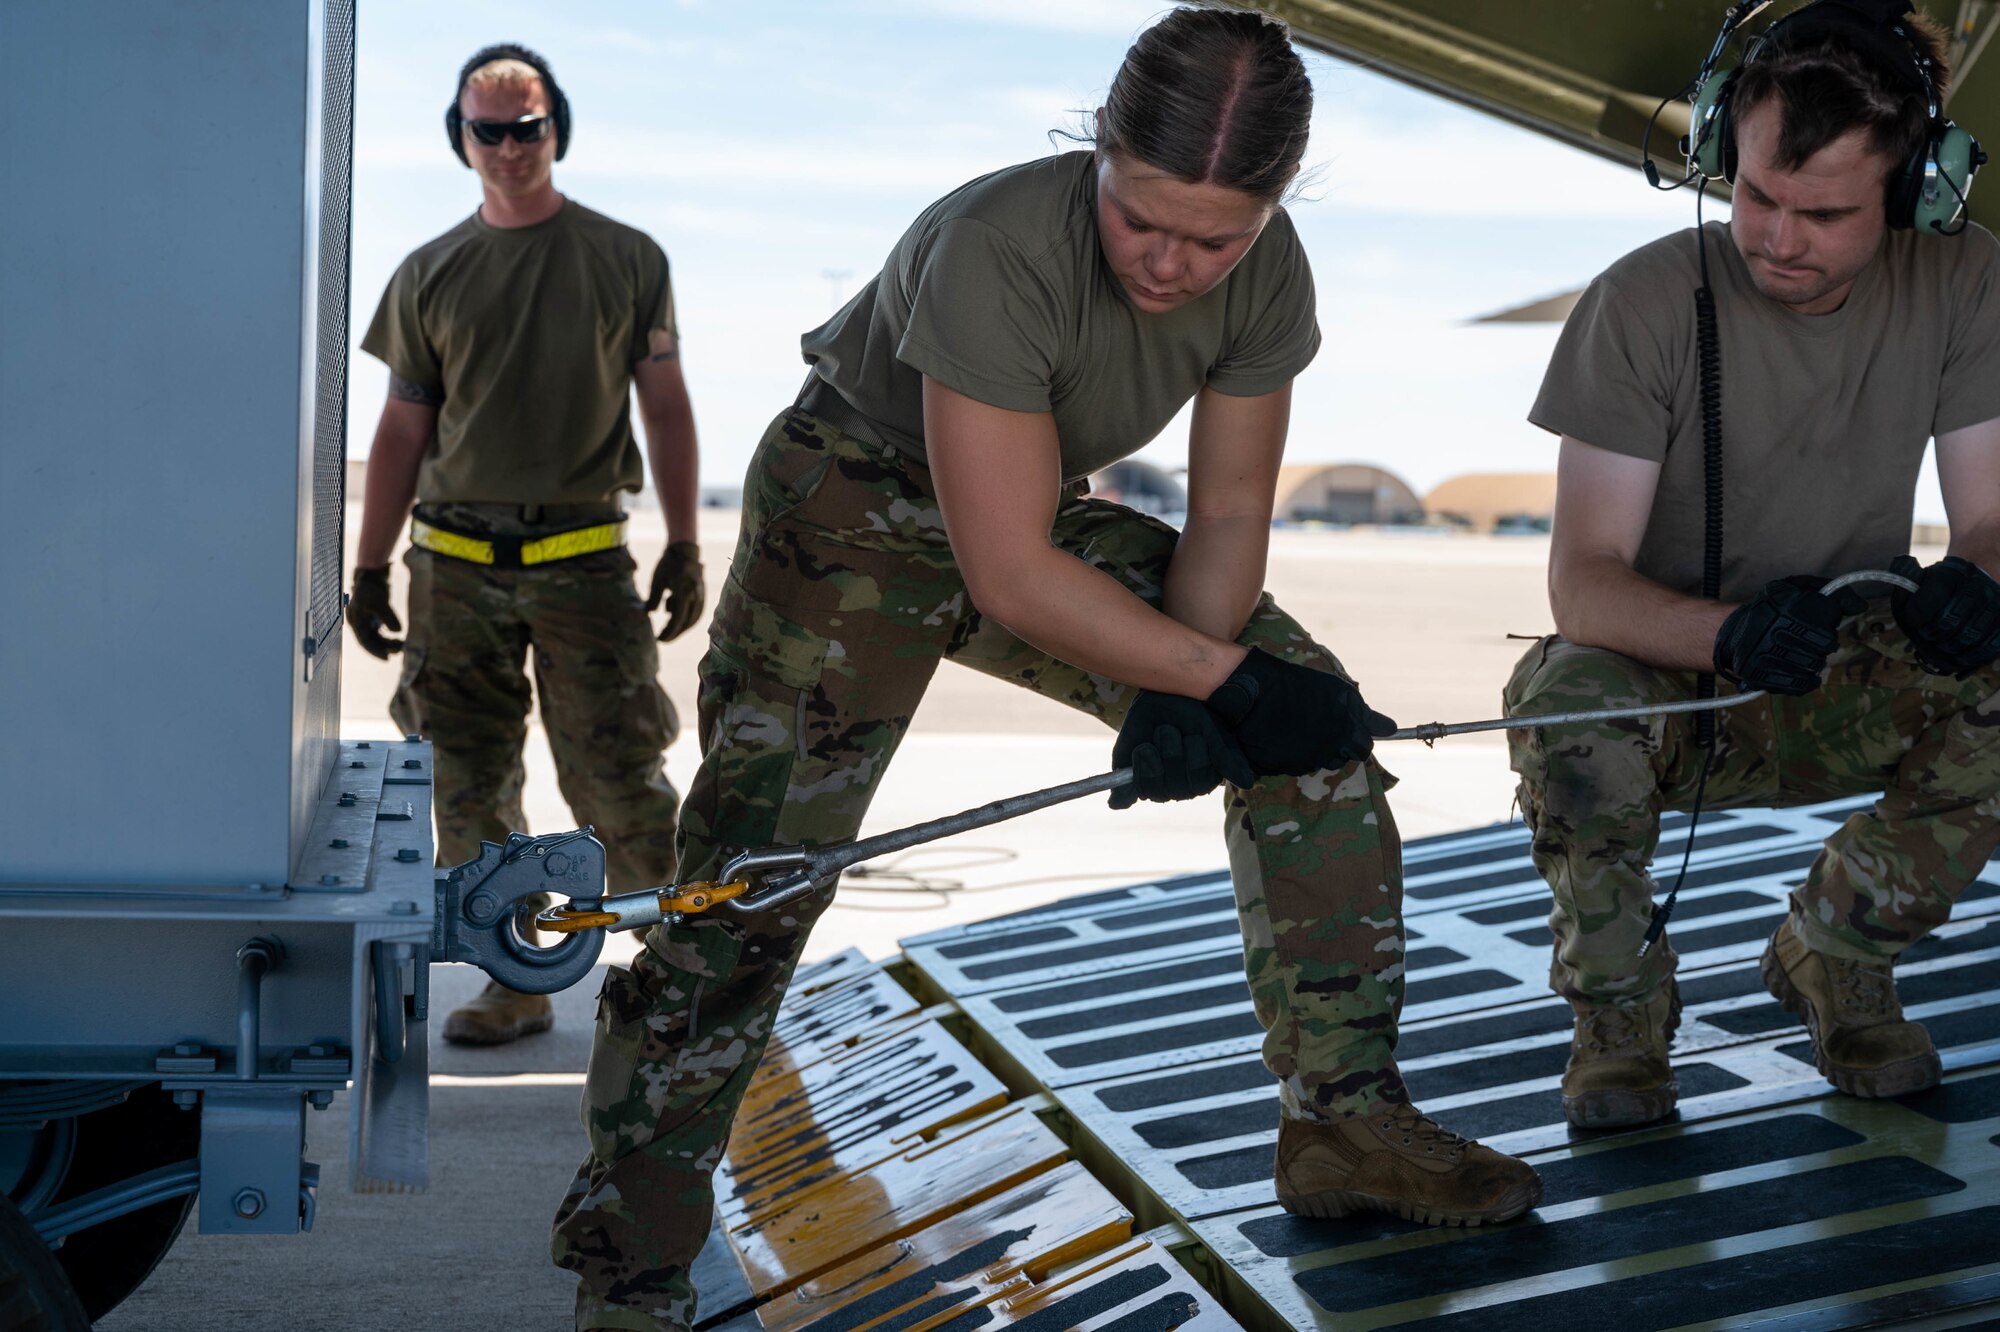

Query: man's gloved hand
646,541,706,643
346,566,402,660
1712,574,1865,694
1110,691,1256,810
1203,648,1397,777
1891,554,2000,677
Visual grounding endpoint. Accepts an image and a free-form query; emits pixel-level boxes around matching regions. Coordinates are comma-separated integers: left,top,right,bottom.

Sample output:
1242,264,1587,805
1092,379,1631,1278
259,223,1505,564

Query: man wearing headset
347,45,704,1044
1507,0,2000,1129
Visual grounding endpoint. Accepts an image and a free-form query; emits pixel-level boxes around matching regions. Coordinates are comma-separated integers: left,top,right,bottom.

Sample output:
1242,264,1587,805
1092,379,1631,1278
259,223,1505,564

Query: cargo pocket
389,644,428,738
578,952,742,1162
1924,679,2000,801
615,649,678,756
584,907,757,1165
736,435,856,615
579,962,650,1159
741,412,839,543
1071,516,1176,609
708,579,831,694
1839,603,1927,685
687,582,834,856
1501,634,1560,713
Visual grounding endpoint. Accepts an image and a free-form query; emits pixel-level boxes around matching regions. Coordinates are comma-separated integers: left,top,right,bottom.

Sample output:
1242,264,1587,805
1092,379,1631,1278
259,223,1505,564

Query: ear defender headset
444,42,572,167
1633,0,1986,955
1680,0,1985,232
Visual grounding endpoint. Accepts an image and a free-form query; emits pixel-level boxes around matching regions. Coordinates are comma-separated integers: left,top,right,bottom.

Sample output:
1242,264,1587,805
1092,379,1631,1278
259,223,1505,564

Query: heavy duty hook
432,828,610,994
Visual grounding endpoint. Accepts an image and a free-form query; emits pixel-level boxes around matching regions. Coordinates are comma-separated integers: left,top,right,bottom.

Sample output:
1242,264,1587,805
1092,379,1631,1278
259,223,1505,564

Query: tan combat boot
1761,922,1940,1097
1274,1103,1542,1226
443,980,554,1046
1562,981,1681,1128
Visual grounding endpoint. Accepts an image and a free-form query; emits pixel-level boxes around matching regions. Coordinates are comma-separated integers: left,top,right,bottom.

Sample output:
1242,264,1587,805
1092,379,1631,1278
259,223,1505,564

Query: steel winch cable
531,584,1889,945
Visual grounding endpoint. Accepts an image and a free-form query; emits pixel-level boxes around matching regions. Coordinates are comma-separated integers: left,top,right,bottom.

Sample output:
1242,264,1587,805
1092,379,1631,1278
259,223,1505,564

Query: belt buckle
491,535,526,569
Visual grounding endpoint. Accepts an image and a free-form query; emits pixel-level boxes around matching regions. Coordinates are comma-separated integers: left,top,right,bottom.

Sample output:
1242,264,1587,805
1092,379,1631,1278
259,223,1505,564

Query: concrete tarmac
100,509,1940,1328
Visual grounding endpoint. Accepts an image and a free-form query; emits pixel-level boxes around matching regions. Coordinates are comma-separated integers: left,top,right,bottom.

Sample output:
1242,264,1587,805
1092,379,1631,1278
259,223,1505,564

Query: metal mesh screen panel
307,0,355,670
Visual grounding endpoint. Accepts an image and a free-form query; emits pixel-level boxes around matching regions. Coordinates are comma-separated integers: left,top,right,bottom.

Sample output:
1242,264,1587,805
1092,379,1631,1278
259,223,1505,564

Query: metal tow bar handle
535,770,1132,936
529,567,1918,941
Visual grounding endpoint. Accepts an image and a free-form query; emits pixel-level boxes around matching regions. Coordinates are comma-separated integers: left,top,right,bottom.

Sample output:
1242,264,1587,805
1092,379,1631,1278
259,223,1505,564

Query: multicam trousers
392,502,681,894
1505,617,2000,1007
552,408,1409,1331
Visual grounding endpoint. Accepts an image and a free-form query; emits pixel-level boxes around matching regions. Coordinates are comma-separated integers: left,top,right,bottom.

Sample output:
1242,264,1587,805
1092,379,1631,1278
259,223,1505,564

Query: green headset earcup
1687,68,1735,179
1911,123,1983,232
445,104,469,167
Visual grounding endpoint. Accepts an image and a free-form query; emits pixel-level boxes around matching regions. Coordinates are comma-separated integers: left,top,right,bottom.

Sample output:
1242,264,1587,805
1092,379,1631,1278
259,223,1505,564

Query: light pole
821,268,853,313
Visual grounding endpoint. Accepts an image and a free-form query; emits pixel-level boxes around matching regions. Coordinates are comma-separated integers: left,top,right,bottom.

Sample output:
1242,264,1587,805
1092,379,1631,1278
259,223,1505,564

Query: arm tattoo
388,374,444,406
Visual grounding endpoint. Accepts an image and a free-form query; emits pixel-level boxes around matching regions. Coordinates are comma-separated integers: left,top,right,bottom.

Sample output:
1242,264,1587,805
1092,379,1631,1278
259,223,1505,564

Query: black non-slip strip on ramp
1189,1066,2000,1330
1043,913,2000,1220
927,824,2000,1094
903,799,1877,1010
899,804,1811,995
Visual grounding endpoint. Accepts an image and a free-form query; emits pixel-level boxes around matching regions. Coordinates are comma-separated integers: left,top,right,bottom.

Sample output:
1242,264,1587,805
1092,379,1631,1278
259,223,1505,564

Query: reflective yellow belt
409,518,627,568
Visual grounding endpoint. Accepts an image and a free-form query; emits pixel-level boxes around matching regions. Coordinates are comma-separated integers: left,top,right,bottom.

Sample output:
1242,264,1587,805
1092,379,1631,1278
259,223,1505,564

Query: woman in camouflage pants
554,10,1540,1329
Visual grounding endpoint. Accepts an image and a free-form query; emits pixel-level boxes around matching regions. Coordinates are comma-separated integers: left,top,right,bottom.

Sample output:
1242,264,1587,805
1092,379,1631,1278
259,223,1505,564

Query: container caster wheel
0,1190,89,1332
41,1084,200,1323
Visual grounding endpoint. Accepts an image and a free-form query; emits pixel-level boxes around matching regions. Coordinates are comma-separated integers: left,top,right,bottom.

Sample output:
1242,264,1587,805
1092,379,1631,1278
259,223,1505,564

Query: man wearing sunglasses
348,44,703,1044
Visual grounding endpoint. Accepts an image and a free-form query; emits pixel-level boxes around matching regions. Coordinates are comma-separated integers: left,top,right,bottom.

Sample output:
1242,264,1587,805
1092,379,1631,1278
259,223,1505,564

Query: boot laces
1577,1003,1645,1056
1379,1103,1467,1159
1829,955,1896,1020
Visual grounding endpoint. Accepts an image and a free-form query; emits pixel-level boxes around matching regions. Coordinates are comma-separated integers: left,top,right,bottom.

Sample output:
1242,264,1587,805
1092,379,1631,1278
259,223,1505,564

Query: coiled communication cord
1639,182,1726,959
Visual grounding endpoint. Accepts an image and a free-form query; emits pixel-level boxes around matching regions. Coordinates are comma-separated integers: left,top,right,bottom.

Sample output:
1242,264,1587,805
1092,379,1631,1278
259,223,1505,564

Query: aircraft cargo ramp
691,795,2000,1332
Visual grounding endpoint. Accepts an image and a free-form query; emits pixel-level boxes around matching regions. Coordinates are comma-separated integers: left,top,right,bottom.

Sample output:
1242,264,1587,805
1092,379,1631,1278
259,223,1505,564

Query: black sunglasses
463,116,553,147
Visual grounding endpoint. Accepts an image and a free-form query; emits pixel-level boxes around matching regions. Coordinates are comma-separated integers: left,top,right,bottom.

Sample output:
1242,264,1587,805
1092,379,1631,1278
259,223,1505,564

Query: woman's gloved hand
1110,691,1256,809
1712,575,1865,694
1890,555,2000,678
1203,648,1396,777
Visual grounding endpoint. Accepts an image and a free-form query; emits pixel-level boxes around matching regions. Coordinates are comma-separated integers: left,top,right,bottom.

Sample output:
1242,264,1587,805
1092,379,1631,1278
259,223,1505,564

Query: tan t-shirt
1532,220,2000,601
799,152,1321,482
361,199,675,504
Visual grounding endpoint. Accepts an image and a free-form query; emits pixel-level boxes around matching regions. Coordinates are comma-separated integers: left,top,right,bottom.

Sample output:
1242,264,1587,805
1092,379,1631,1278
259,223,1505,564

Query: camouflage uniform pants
1505,613,2000,1007
553,408,1408,1331
392,503,680,894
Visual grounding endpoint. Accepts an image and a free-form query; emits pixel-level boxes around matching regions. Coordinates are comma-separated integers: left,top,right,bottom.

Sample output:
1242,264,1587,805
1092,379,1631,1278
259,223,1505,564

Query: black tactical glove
1712,575,1865,694
346,565,402,660
1110,691,1256,810
1891,555,2000,677
1203,648,1397,777
646,541,706,643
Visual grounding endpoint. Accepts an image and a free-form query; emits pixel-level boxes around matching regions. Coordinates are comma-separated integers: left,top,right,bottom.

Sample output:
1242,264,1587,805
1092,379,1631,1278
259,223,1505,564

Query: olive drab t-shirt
1532,220,2000,602
361,199,676,504
799,151,1321,482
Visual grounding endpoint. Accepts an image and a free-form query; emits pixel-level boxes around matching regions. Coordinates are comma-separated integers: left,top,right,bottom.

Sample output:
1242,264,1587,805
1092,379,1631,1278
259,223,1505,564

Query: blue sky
344,0,1947,519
